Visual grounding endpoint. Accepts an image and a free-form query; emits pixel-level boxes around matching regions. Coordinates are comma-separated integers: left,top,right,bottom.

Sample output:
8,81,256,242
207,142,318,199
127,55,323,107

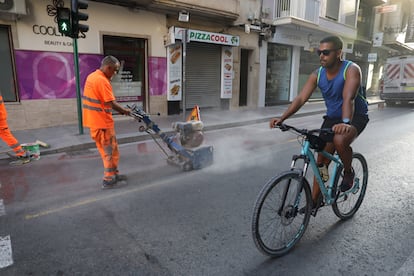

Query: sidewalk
1,97,383,158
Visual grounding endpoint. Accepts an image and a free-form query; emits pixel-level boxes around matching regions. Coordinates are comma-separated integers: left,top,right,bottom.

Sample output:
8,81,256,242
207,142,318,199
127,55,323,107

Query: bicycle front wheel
332,153,368,220
252,171,312,257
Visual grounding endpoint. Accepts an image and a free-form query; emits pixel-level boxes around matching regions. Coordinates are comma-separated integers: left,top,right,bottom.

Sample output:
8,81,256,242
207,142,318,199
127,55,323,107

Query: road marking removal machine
128,104,213,171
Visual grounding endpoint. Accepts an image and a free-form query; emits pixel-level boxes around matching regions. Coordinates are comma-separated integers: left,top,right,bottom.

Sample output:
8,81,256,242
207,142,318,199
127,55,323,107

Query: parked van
380,55,414,105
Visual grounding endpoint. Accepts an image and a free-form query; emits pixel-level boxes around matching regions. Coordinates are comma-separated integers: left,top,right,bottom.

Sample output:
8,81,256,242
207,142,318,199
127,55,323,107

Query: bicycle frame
291,139,343,205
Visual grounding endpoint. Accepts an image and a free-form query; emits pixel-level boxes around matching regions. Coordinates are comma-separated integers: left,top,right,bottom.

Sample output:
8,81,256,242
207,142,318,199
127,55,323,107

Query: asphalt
0,97,384,159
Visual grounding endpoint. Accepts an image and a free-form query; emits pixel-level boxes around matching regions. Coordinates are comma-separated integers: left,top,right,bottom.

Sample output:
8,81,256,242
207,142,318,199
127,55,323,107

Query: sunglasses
316,49,338,56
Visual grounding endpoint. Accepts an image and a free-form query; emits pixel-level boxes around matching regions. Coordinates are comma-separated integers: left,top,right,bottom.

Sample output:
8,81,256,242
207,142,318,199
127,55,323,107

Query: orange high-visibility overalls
0,95,26,157
82,70,119,181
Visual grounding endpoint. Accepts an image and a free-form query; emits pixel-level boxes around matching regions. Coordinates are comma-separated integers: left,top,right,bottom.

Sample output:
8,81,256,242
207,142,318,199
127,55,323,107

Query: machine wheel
183,161,193,171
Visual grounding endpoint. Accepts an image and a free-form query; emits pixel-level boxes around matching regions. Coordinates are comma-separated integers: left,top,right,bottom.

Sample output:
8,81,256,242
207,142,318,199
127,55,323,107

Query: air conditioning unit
0,0,27,15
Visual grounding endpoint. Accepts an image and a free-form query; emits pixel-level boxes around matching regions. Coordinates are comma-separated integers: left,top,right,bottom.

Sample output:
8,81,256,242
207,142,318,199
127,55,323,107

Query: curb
7,99,385,158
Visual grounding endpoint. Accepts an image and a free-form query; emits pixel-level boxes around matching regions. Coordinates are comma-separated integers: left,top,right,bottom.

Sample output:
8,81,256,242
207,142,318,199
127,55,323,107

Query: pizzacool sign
175,27,239,46
188,30,239,46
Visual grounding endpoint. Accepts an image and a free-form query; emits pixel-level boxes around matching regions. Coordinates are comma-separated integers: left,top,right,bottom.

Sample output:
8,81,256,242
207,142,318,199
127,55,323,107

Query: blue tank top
317,60,368,118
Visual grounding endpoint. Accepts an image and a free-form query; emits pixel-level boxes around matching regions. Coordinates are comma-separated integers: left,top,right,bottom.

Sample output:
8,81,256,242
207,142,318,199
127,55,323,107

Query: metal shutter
185,42,221,109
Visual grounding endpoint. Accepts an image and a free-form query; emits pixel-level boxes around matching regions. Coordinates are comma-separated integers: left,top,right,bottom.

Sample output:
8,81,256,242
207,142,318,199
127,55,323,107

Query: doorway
239,49,249,106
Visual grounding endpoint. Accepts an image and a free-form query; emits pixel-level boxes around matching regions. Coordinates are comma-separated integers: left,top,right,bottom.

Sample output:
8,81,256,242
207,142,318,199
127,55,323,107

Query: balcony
261,0,319,26
92,0,239,22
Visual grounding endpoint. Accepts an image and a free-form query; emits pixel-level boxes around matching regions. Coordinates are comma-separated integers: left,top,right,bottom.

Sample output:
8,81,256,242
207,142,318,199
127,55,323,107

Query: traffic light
72,0,89,38
57,7,72,36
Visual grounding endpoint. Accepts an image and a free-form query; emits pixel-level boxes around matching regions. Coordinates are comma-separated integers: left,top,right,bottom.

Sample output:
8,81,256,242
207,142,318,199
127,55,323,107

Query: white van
380,55,414,105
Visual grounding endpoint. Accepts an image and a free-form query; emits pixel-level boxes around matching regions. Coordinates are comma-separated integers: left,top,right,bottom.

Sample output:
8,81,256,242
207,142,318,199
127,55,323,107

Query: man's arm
110,100,131,116
342,63,361,121
270,71,318,127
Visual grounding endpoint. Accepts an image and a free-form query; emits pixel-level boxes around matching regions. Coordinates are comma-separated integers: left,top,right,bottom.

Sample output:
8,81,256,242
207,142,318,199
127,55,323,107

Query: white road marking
0,193,13,269
0,199,6,216
0,235,13,268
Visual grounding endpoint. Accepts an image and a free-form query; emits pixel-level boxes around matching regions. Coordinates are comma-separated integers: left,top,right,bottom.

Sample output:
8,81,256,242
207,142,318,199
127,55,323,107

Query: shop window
0,25,18,102
265,44,292,105
299,49,322,100
103,35,147,109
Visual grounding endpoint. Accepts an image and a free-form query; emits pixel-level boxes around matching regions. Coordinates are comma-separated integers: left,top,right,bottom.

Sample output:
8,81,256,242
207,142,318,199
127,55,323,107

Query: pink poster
148,56,167,96
15,50,167,100
15,50,102,99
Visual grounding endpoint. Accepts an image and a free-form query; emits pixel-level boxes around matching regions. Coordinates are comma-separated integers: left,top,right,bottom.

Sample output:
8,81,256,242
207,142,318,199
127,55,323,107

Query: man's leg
107,128,126,181
333,127,358,191
312,143,335,205
0,127,27,157
90,128,118,184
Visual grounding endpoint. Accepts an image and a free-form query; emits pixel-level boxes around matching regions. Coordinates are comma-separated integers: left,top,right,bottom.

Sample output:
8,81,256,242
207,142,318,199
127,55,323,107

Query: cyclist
270,35,369,209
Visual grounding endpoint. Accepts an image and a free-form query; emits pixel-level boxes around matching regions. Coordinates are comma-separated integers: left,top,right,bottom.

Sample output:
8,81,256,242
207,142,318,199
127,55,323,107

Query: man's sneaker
102,177,117,189
115,174,127,181
9,155,31,166
340,168,355,192
299,193,324,216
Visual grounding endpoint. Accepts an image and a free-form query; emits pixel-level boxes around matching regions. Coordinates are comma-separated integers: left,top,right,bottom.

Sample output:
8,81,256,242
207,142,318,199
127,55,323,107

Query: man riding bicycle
270,36,369,209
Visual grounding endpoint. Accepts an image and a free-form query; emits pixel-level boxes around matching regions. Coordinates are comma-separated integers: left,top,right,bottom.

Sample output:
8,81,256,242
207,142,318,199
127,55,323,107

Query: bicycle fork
277,155,309,218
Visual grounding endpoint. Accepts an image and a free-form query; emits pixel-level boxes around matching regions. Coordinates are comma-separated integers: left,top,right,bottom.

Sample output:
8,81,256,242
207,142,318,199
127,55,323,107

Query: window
265,44,292,105
324,0,358,28
103,35,147,109
326,0,340,20
0,25,18,102
341,0,358,27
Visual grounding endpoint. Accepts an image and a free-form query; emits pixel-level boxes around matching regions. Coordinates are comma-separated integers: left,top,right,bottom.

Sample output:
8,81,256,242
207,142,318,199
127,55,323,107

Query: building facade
1,0,413,130
0,0,262,130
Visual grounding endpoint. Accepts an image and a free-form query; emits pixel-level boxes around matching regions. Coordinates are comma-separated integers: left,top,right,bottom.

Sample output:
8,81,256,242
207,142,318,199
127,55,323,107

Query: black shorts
320,114,369,142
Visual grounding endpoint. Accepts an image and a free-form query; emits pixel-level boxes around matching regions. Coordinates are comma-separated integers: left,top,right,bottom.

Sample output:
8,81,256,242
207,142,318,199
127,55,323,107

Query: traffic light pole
56,0,88,135
73,38,84,135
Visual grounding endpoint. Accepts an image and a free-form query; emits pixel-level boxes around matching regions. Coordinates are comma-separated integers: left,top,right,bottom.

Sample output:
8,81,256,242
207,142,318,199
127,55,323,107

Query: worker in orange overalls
0,93,30,164
82,56,130,189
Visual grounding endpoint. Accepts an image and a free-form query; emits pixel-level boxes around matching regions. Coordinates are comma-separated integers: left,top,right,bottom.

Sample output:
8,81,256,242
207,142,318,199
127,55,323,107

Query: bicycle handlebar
276,123,334,136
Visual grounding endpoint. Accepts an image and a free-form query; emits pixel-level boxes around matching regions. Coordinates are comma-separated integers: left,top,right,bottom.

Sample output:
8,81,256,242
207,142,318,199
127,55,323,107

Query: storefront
261,26,353,106
166,27,239,113
0,0,168,130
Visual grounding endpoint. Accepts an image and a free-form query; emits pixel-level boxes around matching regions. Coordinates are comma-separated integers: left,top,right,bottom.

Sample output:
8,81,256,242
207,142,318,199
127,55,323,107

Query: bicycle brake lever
278,124,289,132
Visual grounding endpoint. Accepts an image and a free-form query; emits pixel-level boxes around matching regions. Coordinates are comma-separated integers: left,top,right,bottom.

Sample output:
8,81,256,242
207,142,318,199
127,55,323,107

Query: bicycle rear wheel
252,171,312,257
332,153,368,220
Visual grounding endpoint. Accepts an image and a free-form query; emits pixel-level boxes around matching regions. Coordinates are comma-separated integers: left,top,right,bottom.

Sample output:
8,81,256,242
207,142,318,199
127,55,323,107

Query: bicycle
251,123,368,257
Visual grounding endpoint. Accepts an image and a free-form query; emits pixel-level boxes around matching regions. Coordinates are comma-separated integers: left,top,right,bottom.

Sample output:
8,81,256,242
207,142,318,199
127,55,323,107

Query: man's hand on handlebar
123,108,131,116
269,118,284,128
332,123,353,135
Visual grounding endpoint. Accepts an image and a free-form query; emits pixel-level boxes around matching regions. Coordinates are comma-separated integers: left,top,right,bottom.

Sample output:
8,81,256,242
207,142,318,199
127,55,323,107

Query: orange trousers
0,127,26,157
89,128,120,180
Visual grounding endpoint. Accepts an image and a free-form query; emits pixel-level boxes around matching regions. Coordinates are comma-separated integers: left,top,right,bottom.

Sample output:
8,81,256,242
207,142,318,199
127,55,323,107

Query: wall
6,0,168,130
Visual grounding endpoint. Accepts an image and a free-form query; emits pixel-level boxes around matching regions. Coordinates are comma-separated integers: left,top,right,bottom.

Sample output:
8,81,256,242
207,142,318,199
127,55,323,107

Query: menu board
167,43,182,101
221,46,233,99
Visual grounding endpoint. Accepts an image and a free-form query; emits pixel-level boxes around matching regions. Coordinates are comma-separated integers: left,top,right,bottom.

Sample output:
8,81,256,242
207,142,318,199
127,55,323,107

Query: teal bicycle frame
292,139,343,205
